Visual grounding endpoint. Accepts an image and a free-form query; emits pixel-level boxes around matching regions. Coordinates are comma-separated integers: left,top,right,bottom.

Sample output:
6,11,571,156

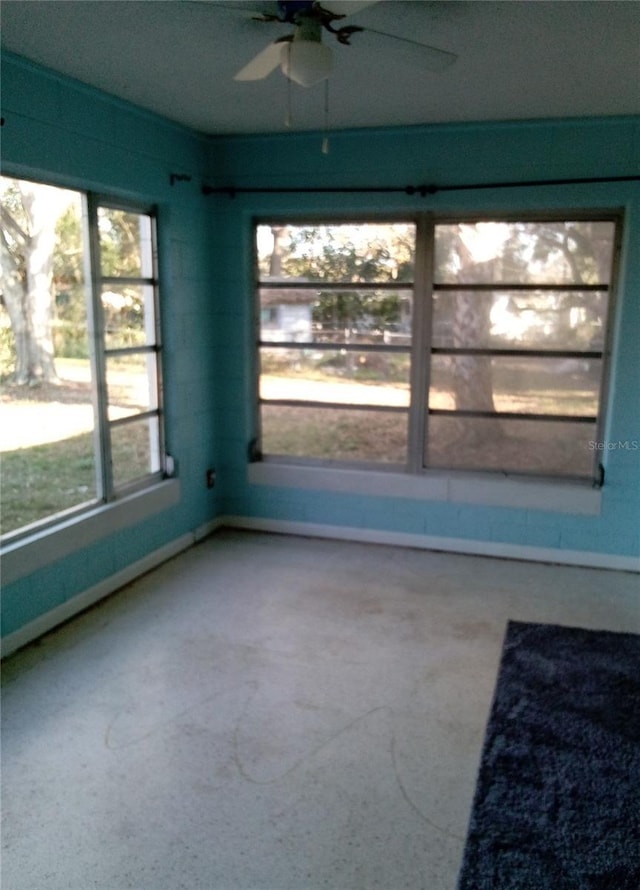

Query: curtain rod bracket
405,184,438,196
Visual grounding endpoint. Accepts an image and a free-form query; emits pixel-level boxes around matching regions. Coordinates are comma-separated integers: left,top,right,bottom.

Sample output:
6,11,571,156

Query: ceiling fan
233,0,457,88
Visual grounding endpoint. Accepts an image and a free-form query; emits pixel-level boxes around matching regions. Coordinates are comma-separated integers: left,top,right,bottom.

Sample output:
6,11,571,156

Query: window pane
260,349,411,407
0,178,97,534
434,221,616,285
98,208,153,278
432,290,608,350
255,215,616,480
0,378,97,534
102,284,156,349
429,355,602,416
425,416,597,477
259,287,413,346
428,218,616,479
261,405,408,463
107,353,158,421
259,292,315,343
257,221,415,467
111,416,161,488
257,223,416,284
1,184,164,537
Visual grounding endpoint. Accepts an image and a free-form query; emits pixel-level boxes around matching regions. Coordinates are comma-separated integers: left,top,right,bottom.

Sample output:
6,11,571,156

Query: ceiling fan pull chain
285,44,293,127
322,78,330,154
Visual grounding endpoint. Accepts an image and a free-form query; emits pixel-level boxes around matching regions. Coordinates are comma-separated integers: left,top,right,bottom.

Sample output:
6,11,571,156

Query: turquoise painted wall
207,121,640,560
1,53,638,643
1,55,221,637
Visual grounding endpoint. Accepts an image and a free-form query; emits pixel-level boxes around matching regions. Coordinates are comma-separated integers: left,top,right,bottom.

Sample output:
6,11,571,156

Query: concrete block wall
1,54,220,640
1,53,638,649
207,120,640,566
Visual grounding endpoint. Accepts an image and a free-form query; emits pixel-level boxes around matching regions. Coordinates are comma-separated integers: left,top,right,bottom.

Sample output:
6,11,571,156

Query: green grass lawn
261,405,409,464
1,357,153,535
1,356,598,537
1,432,96,534
0,424,151,536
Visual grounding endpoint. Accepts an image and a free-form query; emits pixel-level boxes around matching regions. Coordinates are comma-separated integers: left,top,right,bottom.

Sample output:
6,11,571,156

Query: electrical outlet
206,468,216,489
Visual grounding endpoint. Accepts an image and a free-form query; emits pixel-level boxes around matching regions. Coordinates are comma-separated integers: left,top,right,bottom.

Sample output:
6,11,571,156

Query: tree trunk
451,291,495,411
20,183,60,383
452,234,496,379
449,228,500,447
0,235,31,383
269,226,288,278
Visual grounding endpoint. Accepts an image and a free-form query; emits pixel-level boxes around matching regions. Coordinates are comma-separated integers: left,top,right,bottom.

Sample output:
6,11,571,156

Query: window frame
86,193,165,501
255,216,417,471
0,179,167,545
253,210,622,486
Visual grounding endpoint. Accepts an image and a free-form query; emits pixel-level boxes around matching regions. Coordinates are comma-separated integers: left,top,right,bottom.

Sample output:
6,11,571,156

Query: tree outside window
255,216,617,480
0,177,164,537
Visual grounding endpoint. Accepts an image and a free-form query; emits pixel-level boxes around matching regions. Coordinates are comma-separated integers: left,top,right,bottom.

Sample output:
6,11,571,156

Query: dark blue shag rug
457,620,640,890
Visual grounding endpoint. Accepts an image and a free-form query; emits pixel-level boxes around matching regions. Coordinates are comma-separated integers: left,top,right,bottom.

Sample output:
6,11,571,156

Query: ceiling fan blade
359,26,457,72
318,1,380,16
234,40,285,80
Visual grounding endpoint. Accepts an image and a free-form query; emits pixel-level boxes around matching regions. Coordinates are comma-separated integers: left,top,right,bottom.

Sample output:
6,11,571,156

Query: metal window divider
84,193,114,503
407,214,434,474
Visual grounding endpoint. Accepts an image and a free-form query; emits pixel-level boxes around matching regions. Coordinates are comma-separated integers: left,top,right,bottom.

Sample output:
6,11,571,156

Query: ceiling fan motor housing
234,0,454,87
281,42,333,86
280,15,333,86
277,1,318,24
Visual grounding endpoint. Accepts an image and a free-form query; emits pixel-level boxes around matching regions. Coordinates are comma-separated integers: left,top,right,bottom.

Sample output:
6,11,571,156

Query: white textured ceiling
2,0,639,136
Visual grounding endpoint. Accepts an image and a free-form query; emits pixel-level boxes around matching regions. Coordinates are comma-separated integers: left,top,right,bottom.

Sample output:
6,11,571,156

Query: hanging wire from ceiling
322,79,330,155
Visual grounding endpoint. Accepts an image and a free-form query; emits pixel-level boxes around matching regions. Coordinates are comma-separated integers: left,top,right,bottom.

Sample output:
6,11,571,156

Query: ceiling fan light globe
281,41,333,87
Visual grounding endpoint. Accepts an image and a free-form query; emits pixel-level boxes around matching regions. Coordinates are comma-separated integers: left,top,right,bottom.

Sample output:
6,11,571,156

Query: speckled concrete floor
2,530,639,890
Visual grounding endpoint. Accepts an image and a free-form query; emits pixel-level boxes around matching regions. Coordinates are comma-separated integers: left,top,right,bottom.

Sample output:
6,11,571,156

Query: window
0,177,165,538
255,215,619,482
256,222,415,464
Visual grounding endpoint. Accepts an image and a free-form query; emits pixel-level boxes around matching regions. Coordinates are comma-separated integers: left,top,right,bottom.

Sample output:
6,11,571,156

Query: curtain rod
202,174,639,198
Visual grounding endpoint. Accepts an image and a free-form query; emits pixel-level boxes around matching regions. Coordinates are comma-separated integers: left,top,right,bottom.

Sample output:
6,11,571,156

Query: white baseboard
3,513,636,658
194,517,224,542
1,517,225,659
221,515,640,573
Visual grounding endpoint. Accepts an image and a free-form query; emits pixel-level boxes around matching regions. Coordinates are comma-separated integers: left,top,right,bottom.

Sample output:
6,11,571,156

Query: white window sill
0,478,181,586
247,462,601,516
